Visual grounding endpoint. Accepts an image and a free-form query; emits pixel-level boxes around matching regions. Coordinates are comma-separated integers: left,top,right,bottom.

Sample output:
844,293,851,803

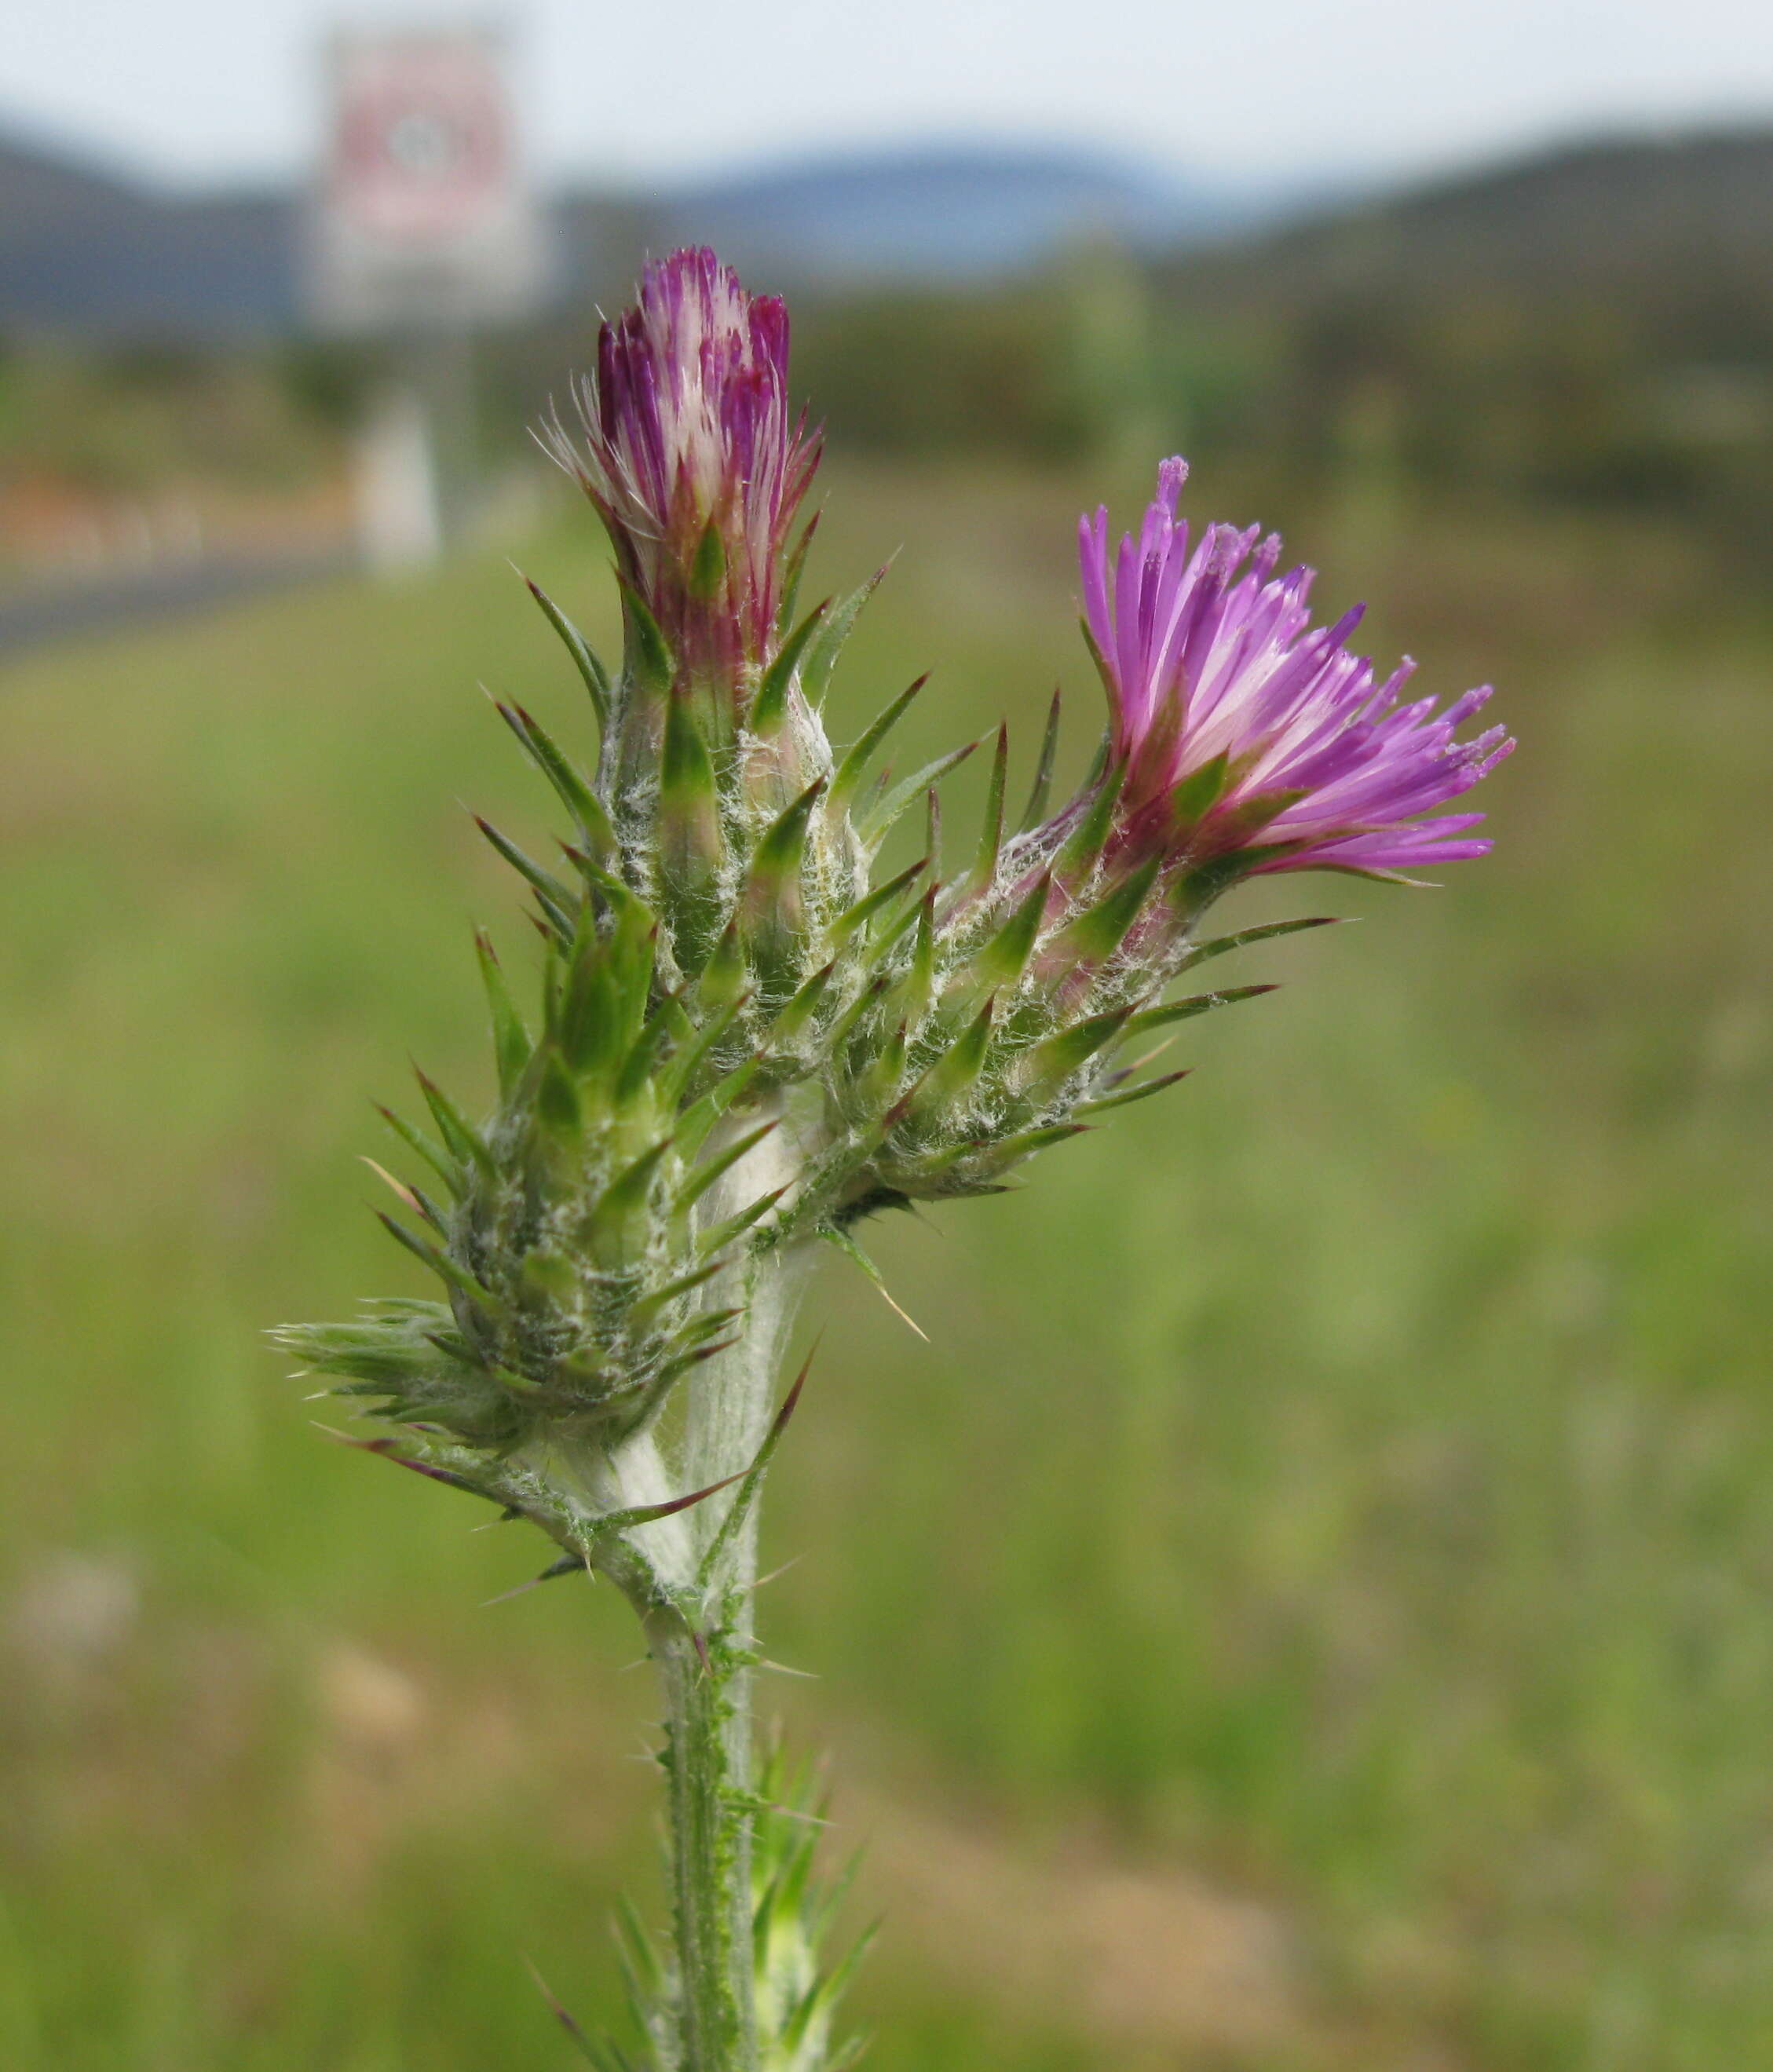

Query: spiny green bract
279,566,1314,1477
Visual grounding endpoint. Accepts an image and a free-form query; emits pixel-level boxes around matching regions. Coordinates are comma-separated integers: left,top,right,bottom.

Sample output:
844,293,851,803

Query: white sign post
307,26,549,565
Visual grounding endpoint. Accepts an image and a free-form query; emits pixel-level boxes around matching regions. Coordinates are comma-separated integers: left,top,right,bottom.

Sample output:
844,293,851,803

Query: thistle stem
644,1110,809,2071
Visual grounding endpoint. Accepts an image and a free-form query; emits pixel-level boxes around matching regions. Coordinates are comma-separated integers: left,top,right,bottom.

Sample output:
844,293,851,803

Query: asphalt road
0,550,353,663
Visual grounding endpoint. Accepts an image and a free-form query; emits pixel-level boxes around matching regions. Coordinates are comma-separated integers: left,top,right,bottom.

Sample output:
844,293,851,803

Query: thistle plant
277,248,1512,2071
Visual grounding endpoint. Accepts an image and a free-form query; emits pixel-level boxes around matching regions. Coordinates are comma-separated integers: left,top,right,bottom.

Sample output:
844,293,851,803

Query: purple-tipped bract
551,247,821,678
1079,459,1513,877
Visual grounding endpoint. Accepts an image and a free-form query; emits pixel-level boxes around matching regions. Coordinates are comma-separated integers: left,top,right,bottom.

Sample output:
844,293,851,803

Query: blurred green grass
2,455,1771,2071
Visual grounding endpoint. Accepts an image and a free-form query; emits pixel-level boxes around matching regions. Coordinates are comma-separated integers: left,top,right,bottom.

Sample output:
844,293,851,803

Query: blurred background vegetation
4,117,1773,2072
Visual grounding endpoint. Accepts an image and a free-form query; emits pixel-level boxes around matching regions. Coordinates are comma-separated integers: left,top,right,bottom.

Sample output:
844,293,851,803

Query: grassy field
2,453,1771,2071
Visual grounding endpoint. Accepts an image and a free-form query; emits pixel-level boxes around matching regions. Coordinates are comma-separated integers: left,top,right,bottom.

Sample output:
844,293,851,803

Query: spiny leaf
660,686,718,814
331,1431,496,1500
413,1067,496,1180
374,1102,462,1197
697,1183,790,1258
1018,688,1062,831
751,597,828,734
660,990,753,1112
1021,1004,1134,1095
675,1051,764,1158
523,576,611,733
1120,983,1278,1041
524,1959,607,2067
689,514,726,599
674,1119,780,1216
1049,856,1161,968
860,736,983,848
830,674,928,817
1175,839,1306,909
777,509,820,633
474,930,530,1098
974,1120,1091,1171
375,1211,496,1307
1167,748,1234,826
1176,912,1343,974
623,1259,727,1336
474,816,576,939
890,996,995,1123
967,722,1010,893
748,776,826,890
596,1138,674,1223
828,853,929,947
818,1223,927,1339
535,1050,582,1135
1077,1066,1193,1116
617,575,673,694
801,564,887,703
696,1344,814,1589
1055,762,1126,881
495,698,615,853
974,871,1051,992
770,960,835,1046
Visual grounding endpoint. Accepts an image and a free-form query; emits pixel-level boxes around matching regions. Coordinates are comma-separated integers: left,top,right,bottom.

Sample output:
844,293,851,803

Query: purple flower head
1078,459,1513,879
552,248,821,680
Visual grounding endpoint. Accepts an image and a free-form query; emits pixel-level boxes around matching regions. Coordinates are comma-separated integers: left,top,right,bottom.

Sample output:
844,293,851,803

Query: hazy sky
8,0,1773,190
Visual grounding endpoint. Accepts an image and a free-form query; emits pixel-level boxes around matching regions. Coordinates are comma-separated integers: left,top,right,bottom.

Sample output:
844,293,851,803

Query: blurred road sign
307,25,550,332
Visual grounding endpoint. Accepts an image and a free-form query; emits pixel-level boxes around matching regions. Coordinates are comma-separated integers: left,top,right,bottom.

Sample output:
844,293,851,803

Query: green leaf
1018,688,1063,831
1077,1066,1192,1116
674,1119,780,1215
974,871,1052,992
696,1182,790,1257
748,776,826,891
966,722,1010,894
375,1211,497,1308
776,510,820,633
1054,762,1126,882
750,597,828,734
828,853,929,947
618,576,673,694
696,1347,813,1590
1119,983,1278,1041
494,699,615,854
675,1050,764,1158
688,515,726,600
1167,749,1234,826
524,577,611,733
1021,1004,1134,1098
859,736,982,848
473,931,530,1099
660,687,719,818
661,989,751,1112
595,1138,674,1223
1048,857,1161,968
1175,912,1343,974
829,673,929,817
374,1102,462,1198
413,1067,495,1180
802,564,887,703
535,1051,583,1136
473,816,576,940
769,959,835,1046
892,996,994,1122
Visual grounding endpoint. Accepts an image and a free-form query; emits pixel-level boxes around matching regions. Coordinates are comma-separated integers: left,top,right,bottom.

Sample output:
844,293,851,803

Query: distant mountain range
644,143,1282,283
2,119,1771,341
1157,126,1773,313
0,126,1291,338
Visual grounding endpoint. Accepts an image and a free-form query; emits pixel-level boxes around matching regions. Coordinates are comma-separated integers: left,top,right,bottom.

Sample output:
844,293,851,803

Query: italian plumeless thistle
278,249,1512,2070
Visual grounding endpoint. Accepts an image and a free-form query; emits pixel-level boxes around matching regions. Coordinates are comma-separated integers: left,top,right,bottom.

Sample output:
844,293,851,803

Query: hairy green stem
642,1108,811,2071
